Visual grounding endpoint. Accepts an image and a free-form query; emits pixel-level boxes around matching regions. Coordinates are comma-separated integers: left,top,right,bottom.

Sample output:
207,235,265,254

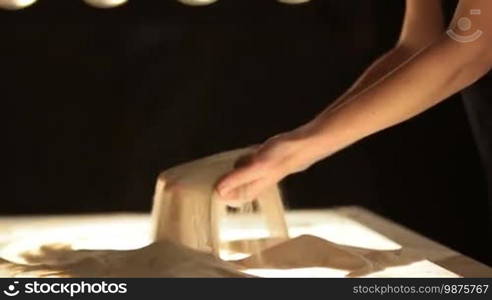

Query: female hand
216,124,329,203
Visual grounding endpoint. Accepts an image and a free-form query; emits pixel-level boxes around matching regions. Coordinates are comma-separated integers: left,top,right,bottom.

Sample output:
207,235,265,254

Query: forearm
330,0,445,112
328,46,417,111
307,34,492,158
217,0,492,200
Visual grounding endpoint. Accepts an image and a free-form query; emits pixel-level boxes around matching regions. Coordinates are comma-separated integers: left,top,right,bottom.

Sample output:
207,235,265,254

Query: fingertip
216,178,232,197
217,186,230,198
216,173,242,196
218,188,239,202
217,164,263,198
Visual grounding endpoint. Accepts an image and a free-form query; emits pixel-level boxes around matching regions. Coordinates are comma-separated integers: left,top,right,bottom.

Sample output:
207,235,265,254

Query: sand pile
0,150,418,278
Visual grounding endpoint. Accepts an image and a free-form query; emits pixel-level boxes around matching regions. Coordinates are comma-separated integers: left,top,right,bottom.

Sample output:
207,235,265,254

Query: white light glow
177,0,218,6
0,214,151,264
0,0,37,10
83,0,128,9
277,0,311,4
0,211,460,278
219,250,250,261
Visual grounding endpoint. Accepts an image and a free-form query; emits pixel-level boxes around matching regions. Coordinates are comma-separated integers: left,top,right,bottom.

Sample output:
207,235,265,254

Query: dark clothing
462,72,492,232
443,0,492,255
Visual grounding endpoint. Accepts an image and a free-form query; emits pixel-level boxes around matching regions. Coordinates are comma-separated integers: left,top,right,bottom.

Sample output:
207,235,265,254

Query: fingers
239,177,277,203
217,162,281,205
216,162,263,198
218,176,277,205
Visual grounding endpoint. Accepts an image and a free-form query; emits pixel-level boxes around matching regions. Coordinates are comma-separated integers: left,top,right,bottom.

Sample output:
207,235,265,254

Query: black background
4,0,491,265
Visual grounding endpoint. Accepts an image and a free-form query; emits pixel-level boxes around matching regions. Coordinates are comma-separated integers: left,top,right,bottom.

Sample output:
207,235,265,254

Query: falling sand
150,148,289,255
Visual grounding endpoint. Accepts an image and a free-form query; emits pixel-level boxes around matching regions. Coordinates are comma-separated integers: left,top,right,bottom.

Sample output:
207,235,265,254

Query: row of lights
0,0,311,10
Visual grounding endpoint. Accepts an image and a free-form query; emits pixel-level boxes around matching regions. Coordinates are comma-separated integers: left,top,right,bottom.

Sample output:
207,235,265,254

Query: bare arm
305,0,492,160
328,0,445,110
217,0,492,201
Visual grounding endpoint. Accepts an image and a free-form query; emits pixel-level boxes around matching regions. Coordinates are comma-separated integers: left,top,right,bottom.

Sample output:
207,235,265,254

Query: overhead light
0,0,37,10
277,0,311,4
83,0,128,9
177,0,218,6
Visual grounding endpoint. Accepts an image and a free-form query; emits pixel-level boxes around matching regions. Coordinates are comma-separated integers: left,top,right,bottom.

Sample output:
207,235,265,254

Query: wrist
287,121,338,165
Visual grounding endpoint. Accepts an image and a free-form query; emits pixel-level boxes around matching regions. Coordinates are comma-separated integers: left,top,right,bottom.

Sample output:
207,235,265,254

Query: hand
216,124,328,203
